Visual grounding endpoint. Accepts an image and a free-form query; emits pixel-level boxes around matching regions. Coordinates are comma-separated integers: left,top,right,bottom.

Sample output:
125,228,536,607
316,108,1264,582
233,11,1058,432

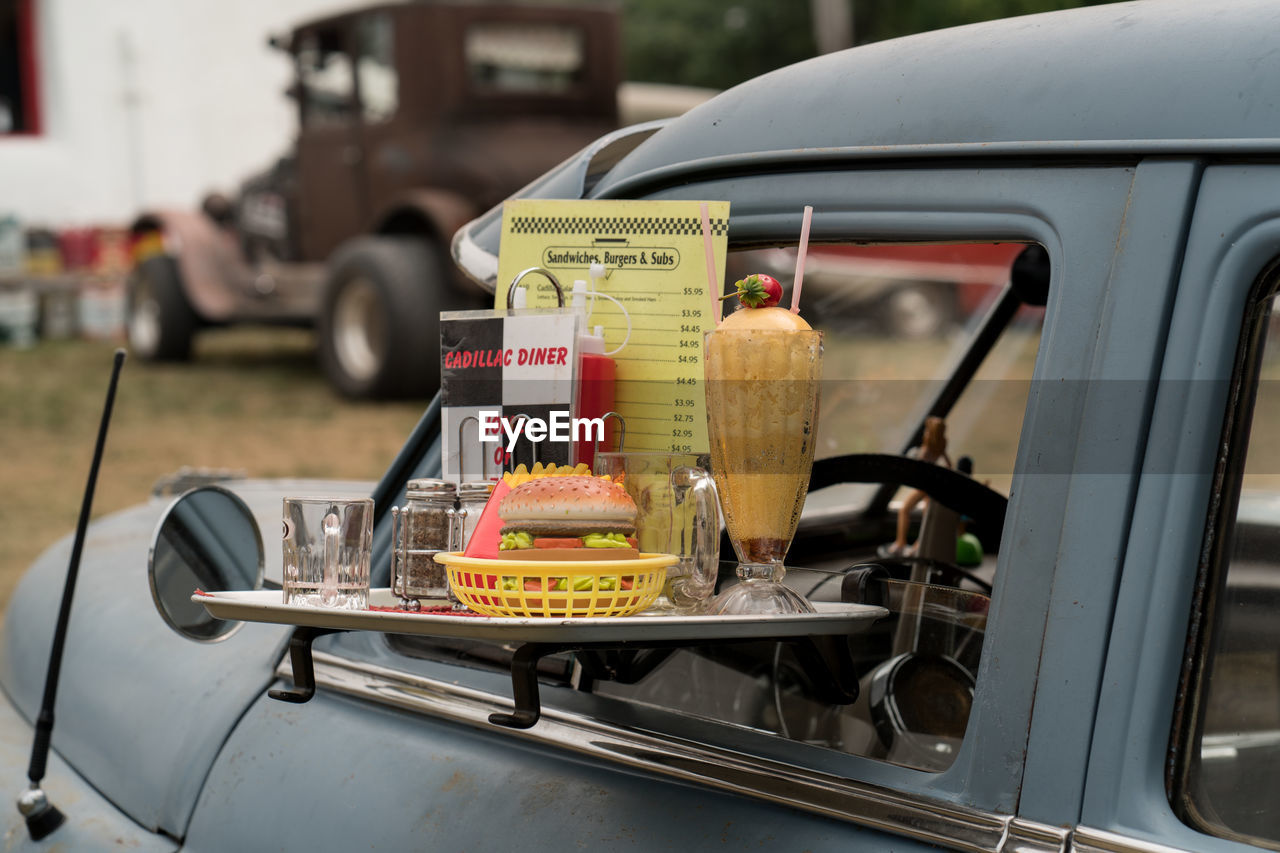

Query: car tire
318,236,454,399
127,255,198,361
880,282,958,339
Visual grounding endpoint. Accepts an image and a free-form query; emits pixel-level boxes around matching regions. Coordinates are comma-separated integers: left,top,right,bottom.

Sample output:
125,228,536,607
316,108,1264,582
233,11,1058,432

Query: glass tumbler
283,497,373,610
593,451,720,613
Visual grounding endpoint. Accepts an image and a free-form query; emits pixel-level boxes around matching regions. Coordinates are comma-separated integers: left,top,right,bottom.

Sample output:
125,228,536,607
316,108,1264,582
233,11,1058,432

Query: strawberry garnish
721,273,783,309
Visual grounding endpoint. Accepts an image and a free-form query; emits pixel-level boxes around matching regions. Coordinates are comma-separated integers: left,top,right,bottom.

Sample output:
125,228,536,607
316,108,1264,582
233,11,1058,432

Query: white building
0,0,375,228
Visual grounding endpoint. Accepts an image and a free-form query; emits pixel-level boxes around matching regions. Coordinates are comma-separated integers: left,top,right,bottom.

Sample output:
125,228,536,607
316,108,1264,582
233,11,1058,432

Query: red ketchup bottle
572,280,616,466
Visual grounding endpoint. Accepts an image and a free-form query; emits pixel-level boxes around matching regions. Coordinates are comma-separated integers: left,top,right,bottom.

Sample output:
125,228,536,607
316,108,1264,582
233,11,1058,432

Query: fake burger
498,476,638,560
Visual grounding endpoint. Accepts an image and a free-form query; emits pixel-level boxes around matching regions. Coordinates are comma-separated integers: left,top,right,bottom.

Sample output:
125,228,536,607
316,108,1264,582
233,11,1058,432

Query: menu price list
495,199,730,457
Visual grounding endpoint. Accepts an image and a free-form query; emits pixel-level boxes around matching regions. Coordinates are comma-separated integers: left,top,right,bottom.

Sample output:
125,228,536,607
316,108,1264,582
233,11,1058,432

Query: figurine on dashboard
878,416,953,559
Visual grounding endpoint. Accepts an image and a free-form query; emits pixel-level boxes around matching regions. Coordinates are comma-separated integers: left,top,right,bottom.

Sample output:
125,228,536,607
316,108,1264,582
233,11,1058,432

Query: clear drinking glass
703,328,823,615
593,451,720,613
283,497,373,609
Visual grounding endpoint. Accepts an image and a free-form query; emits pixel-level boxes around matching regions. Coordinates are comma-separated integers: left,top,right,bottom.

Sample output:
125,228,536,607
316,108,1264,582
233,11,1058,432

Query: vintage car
6,0,1280,850
126,0,623,399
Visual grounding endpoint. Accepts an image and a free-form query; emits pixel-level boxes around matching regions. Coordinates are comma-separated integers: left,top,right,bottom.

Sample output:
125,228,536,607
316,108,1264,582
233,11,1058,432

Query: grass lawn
0,328,425,612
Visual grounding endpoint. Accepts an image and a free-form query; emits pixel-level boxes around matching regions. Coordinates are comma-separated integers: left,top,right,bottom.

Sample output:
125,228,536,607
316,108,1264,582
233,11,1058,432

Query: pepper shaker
390,478,456,610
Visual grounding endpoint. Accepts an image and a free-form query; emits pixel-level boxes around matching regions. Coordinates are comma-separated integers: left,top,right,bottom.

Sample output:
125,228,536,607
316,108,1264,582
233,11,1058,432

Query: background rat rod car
125,0,624,399
8,0,1280,850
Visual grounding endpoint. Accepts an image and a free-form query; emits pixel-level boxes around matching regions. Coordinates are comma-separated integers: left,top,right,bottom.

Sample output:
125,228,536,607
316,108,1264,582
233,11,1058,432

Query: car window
465,22,585,94
1173,280,1280,849
730,244,1042,496
395,239,1045,774
356,13,397,124
296,27,355,128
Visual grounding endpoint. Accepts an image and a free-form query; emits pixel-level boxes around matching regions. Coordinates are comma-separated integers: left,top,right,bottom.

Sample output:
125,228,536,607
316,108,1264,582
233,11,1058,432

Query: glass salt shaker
390,478,456,611
447,480,496,610
457,481,496,549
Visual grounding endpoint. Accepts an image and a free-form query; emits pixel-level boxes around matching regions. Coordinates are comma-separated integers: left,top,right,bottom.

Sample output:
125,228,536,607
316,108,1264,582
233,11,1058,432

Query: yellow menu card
496,199,730,454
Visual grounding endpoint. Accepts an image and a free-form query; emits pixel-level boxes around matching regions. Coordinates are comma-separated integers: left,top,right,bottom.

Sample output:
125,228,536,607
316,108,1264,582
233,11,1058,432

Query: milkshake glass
704,327,823,615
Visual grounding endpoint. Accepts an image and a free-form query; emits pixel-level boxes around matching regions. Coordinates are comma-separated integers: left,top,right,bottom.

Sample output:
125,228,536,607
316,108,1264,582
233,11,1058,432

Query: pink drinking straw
791,205,813,314
699,203,722,325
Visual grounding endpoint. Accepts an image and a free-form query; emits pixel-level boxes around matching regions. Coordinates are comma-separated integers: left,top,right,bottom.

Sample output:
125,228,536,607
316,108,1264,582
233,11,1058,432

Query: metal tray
195,588,886,643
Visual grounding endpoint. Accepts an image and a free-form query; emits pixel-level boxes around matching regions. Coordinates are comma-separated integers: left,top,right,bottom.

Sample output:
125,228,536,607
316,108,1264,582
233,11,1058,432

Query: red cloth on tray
369,605,485,617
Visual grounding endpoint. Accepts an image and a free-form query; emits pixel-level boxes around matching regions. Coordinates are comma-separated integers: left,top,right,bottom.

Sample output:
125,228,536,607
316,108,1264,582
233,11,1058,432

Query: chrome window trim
1071,827,1192,853
292,652,1093,853
1005,820,1071,853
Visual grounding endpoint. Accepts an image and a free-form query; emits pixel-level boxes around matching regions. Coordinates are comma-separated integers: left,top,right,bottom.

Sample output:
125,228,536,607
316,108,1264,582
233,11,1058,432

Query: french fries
500,462,623,487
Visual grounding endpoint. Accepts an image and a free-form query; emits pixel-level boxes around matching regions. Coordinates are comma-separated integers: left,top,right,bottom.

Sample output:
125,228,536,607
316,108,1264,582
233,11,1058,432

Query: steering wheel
805,453,1009,594
807,452,1009,545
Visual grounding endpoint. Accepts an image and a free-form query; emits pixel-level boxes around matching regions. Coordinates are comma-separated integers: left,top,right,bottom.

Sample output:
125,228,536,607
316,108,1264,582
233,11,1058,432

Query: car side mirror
148,485,264,641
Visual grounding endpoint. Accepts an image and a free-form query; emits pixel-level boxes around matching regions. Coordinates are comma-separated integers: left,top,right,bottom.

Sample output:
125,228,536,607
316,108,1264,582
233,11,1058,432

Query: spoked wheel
126,255,197,361
329,274,387,390
318,236,462,399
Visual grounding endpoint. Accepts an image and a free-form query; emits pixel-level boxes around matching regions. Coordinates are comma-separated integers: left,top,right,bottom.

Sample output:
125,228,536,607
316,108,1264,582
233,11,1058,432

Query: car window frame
600,162,1167,817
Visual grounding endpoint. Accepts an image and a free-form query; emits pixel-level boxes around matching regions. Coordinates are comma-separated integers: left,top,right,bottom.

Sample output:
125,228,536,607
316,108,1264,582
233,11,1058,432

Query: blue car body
7,1,1280,849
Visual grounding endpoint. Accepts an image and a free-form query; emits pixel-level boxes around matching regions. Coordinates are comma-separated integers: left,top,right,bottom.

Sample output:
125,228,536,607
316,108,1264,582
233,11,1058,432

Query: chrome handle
672,466,720,609
505,267,566,308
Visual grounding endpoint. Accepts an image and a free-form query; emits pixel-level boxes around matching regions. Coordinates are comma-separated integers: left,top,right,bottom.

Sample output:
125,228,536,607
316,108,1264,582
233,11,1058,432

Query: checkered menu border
506,215,729,237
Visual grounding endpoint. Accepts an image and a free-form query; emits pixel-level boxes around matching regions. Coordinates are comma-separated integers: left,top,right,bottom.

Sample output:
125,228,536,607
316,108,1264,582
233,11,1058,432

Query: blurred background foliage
623,0,1124,90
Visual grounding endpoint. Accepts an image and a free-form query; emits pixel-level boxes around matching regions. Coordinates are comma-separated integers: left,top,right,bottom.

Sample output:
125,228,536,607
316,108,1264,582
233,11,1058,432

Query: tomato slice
533,537,583,549
626,537,637,549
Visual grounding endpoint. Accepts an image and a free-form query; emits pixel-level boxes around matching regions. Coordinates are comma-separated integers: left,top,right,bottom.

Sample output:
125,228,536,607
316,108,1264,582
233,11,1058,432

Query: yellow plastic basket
434,552,677,618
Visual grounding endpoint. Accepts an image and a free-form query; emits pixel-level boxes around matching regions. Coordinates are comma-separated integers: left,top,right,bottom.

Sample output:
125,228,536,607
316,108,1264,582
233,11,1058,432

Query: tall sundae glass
704,284,823,615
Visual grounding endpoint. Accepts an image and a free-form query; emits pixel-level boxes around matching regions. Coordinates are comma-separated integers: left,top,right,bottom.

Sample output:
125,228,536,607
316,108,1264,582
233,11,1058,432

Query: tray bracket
269,626,342,703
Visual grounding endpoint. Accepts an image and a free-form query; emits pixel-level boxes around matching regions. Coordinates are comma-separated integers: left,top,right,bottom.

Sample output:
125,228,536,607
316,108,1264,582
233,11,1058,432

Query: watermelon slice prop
462,478,511,561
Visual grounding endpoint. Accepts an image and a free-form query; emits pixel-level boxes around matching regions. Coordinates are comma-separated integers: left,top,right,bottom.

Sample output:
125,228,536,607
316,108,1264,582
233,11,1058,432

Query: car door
179,158,1171,851
293,19,367,262
1083,163,1280,853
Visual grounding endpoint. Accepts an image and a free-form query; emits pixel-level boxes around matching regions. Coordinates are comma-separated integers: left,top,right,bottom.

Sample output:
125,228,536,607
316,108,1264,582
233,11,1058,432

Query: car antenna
16,348,126,840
